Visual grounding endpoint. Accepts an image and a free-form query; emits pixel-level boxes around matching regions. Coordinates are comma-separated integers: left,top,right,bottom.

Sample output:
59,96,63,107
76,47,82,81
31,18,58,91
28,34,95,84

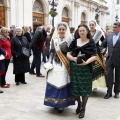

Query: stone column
5,6,11,28
71,0,75,27
10,0,17,26
4,0,11,28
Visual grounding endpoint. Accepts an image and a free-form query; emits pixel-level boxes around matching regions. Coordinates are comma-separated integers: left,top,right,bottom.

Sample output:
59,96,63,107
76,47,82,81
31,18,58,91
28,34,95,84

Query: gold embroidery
44,97,75,104
96,55,106,73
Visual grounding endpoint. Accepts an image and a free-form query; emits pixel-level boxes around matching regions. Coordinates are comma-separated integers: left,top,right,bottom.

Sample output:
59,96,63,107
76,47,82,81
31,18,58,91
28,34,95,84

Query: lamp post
48,0,59,27
115,9,119,21
115,15,119,21
95,7,100,24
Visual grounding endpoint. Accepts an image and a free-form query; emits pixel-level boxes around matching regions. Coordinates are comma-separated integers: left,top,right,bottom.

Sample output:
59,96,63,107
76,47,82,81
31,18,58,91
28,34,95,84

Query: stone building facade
0,0,108,30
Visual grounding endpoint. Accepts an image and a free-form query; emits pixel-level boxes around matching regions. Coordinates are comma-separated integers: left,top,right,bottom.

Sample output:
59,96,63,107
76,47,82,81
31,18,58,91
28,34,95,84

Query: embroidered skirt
70,61,92,96
44,84,75,108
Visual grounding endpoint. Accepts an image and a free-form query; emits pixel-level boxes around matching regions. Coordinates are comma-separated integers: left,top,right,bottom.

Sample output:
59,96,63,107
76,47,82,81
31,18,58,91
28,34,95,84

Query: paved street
0,60,120,120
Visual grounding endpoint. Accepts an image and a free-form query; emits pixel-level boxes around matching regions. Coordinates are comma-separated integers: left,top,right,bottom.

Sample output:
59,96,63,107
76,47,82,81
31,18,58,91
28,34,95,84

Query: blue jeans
30,50,41,75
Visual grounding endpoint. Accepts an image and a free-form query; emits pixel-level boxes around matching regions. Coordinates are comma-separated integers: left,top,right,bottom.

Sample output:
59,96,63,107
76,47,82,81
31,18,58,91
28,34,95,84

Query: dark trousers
30,50,41,75
1,59,10,86
0,76,1,86
106,64,120,94
15,73,25,83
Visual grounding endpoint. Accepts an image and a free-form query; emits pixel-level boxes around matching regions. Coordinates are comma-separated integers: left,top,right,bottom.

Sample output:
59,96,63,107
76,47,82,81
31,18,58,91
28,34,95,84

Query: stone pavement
0,62,120,120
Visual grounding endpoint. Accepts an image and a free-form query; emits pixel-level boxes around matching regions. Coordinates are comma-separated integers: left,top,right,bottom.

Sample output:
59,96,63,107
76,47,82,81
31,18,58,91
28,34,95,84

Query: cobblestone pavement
0,62,120,120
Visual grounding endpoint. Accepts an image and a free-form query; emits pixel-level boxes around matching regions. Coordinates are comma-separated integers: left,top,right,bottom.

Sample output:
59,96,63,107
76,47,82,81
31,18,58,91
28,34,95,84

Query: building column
10,0,17,26
5,6,10,28
71,0,75,27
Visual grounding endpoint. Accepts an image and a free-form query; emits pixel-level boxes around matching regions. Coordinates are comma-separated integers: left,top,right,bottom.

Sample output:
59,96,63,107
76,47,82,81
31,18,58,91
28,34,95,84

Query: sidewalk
0,62,120,120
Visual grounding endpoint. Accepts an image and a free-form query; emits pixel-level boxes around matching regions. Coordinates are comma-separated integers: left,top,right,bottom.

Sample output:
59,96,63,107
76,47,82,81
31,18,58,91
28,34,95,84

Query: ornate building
0,0,108,30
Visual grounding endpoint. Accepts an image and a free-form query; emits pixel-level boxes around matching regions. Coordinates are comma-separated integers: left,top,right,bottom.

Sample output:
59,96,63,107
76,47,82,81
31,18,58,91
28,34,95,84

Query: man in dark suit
30,25,50,77
101,22,120,99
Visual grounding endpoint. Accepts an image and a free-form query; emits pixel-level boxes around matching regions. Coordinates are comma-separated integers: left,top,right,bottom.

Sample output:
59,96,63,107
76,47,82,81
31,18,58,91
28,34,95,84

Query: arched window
32,0,44,32
81,12,86,24
62,7,70,25
33,0,43,13
62,7,69,17
81,13,86,21
117,0,120,4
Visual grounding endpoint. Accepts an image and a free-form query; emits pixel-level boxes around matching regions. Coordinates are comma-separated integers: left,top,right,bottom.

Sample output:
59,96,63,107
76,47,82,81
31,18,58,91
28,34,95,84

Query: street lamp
115,9,119,21
115,15,119,21
95,7,100,24
48,0,59,27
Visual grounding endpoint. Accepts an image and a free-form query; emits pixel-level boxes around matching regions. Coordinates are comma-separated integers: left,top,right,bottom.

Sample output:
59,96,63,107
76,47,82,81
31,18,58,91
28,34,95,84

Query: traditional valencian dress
91,30,106,89
69,39,97,96
44,37,75,108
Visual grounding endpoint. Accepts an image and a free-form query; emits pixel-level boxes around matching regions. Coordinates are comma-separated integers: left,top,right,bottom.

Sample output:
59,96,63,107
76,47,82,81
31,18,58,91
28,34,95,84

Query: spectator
0,27,12,88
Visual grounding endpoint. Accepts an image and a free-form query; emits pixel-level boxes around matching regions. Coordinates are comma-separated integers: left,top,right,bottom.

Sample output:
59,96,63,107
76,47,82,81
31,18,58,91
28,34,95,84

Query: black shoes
29,71,36,75
58,109,63,113
104,93,112,99
16,82,19,86
79,109,85,119
104,93,120,99
36,74,45,77
76,107,81,114
16,82,27,85
0,90,4,93
114,93,119,99
21,82,27,84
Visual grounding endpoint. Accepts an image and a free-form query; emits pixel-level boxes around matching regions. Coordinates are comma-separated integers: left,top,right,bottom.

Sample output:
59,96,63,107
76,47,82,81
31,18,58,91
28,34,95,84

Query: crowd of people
0,20,120,119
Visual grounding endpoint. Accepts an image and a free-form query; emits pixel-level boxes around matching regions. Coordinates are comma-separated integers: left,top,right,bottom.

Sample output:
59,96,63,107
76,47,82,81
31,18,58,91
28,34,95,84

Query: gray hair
113,21,120,27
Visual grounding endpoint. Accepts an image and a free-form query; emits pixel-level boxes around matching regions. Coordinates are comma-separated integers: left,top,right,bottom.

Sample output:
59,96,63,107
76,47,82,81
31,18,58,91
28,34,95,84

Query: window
81,13,86,21
62,7,69,17
33,0,43,13
117,0,120,4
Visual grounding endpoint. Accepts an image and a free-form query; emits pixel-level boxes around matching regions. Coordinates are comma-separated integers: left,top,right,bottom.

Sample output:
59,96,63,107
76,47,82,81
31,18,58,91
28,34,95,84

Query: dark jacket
43,35,51,56
101,33,120,66
24,32,31,43
11,36,30,74
30,28,47,51
0,45,6,73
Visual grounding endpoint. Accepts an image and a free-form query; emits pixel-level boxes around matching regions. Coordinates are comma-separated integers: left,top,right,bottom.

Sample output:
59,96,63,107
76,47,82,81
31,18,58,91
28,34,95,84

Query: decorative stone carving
33,0,43,12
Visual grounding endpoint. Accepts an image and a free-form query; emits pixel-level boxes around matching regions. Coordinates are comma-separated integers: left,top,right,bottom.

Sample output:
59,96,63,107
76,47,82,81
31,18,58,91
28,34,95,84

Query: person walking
67,24,97,118
44,22,75,113
101,22,120,99
89,20,106,90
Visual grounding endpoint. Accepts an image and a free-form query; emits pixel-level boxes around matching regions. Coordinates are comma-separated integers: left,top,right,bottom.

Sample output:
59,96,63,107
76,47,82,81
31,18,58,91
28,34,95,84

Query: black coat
11,36,30,74
30,28,47,51
0,45,6,73
24,32,31,43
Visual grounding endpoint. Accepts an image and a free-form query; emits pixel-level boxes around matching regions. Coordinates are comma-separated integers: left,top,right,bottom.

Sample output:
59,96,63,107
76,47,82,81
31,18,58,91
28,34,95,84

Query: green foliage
48,10,58,17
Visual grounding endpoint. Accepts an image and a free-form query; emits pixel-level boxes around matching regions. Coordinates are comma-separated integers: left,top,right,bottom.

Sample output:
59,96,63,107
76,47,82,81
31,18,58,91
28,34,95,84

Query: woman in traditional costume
67,24,97,118
89,20,106,90
44,22,75,113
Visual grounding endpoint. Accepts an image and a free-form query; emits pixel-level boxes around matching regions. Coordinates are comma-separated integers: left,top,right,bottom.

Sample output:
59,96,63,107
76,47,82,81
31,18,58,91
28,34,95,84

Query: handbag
21,47,30,58
17,38,30,58
0,54,5,60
